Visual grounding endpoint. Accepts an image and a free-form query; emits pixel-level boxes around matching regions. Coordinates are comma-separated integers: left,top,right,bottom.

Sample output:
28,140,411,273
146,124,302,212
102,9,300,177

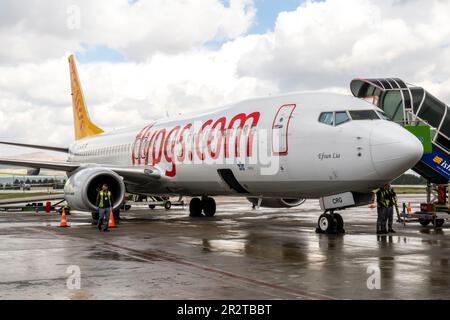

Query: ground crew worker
376,185,389,235
386,184,397,233
96,184,113,232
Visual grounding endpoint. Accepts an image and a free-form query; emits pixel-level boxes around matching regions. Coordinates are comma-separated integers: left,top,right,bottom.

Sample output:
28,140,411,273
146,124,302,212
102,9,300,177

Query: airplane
0,55,423,233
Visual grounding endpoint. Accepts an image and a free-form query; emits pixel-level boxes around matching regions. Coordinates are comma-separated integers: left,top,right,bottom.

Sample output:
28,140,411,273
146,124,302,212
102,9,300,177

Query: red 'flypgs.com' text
132,112,281,177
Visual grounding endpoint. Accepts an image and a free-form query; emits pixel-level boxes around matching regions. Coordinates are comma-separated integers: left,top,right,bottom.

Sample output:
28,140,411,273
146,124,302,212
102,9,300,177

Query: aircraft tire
317,214,334,233
334,213,345,232
189,198,203,217
435,219,445,228
203,197,216,217
164,201,172,210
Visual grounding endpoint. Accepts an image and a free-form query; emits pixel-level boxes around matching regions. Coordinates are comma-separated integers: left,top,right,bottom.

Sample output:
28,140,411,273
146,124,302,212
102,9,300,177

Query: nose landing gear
189,197,216,217
316,211,345,234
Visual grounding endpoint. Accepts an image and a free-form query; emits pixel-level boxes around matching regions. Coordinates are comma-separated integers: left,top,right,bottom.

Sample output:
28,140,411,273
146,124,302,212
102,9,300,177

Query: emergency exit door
272,104,296,155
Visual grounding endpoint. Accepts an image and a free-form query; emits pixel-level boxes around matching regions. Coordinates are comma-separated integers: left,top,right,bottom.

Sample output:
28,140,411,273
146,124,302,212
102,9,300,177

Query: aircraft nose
370,122,424,180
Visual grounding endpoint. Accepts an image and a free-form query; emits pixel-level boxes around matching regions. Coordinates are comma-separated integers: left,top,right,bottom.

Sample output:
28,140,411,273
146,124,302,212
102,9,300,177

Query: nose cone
370,122,423,180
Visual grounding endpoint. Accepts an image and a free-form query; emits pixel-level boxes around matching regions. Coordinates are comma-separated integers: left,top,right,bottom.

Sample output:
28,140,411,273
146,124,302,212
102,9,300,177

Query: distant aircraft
0,55,423,233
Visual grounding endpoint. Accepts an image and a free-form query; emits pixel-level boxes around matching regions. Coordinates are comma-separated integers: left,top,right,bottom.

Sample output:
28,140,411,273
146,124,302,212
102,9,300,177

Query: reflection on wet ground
0,195,449,299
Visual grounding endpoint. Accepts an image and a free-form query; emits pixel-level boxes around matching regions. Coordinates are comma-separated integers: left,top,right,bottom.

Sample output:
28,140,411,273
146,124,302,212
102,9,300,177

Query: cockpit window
349,110,380,120
319,112,334,126
335,112,350,125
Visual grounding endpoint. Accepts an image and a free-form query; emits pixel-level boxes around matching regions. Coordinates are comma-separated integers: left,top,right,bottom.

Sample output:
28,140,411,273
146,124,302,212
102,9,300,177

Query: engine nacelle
64,167,126,212
247,197,306,208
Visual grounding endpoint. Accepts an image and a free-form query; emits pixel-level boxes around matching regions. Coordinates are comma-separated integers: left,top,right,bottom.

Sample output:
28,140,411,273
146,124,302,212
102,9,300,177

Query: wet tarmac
0,194,449,300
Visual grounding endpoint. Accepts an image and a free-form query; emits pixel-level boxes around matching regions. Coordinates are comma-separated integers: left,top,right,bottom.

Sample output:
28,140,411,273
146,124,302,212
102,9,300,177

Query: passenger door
272,104,296,155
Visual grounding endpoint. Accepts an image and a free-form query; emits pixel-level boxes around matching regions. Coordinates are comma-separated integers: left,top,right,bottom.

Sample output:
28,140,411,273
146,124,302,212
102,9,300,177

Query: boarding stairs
350,78,450,185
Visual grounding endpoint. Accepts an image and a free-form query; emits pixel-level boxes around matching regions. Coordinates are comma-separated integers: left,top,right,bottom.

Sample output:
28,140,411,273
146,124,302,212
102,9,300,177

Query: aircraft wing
0,141,68,153
0,158,79,172
0,158,162,183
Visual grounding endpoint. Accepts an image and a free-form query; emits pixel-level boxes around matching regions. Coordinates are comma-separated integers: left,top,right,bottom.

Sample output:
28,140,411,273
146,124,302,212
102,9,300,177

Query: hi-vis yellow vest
388,188,397,206
377,189,390,208
99,191,112,208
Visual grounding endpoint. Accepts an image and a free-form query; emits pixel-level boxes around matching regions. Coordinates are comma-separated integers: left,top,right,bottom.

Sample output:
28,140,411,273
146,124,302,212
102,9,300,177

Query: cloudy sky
0,0,449,156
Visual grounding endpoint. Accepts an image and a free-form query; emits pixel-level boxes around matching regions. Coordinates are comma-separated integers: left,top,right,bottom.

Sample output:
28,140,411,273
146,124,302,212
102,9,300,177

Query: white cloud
0,0,255,63
0,90,72,147
237,0,450,97
0,45,277,152
0,0,449,158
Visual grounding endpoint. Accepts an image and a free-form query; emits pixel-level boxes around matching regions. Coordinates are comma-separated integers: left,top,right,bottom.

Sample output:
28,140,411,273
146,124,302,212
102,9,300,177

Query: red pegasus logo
132,112,261,177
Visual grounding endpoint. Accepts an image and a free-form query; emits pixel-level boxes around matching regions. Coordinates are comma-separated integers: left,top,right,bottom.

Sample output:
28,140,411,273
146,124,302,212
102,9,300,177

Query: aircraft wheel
189,198,203,217
334,213,345,233
317,214,334,234
419,219,430,226
435,219,445,228
164,201,172,210
203,197,216,217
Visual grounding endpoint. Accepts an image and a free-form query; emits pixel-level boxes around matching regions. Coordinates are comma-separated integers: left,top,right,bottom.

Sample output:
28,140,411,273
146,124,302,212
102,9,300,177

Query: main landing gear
189,196,216,217
316,210,345,234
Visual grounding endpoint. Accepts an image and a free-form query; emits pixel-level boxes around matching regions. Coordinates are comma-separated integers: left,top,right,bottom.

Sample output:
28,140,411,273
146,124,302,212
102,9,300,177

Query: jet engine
64,168,126,212
247,197,306,208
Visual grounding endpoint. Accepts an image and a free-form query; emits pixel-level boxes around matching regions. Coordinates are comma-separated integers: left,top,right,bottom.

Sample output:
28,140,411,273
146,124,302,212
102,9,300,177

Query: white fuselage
67,92,423,199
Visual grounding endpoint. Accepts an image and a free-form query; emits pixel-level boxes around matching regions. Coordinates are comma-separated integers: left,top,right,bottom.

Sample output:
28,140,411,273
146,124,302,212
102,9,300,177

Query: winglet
68,54,104,140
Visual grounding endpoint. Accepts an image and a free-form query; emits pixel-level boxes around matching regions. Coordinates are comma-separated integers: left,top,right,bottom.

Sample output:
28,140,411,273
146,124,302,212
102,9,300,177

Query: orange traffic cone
59,207,70,228
108,209,116,229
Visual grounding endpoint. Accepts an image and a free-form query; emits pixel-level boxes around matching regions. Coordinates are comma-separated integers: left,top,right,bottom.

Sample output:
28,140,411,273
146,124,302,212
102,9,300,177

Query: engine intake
64,168,125,212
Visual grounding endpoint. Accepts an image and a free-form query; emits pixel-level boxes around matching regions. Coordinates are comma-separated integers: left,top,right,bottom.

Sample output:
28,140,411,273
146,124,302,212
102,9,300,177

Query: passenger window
335,112,350,125
319,112,334,126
